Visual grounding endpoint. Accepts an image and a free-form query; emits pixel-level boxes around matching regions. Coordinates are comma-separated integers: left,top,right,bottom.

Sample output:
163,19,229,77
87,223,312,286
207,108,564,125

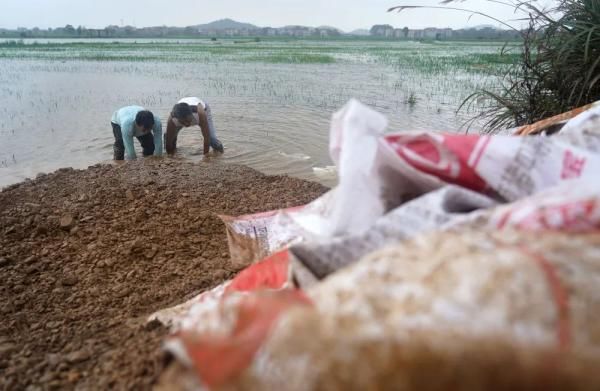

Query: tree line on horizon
0,22,520,41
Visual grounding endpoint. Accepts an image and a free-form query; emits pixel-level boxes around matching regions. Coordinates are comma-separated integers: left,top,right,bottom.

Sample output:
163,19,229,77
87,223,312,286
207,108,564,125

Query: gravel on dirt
0,159,328,390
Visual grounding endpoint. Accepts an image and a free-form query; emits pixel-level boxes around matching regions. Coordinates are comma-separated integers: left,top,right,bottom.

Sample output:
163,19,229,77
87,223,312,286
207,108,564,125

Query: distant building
279,26,314,37
439,28,453,39
407,29,421,39
371,25,456,41
423,27,438,39
370,24,394,38
393,29,403,39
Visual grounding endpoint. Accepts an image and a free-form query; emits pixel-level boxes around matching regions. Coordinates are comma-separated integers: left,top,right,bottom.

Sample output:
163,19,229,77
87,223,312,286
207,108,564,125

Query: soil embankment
0,159,327,389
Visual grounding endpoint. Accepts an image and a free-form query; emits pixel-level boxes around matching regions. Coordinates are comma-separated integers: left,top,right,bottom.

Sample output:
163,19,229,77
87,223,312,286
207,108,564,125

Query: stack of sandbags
290,177,600,286
166,229,600,390
154,100,600,390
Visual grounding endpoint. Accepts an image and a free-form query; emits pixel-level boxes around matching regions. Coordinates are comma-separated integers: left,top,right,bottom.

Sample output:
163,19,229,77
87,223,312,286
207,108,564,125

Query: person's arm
165,115,178,155
197,104,211,155
153,115,163,156
121,118,137,160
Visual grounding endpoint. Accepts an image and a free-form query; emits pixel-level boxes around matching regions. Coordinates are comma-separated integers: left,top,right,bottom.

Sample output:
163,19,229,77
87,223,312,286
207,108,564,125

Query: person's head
171,103,194,127
135,110,155,132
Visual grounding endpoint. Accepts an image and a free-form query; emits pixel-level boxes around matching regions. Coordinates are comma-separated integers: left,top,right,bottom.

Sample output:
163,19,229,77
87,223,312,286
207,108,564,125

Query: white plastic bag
219,99,600,267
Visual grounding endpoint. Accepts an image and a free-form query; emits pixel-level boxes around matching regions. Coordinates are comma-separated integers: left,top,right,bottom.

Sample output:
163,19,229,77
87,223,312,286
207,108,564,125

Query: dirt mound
0,159,328,390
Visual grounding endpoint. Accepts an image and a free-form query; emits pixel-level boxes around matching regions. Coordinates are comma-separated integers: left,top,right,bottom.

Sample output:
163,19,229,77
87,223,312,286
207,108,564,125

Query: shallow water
0,39,508,188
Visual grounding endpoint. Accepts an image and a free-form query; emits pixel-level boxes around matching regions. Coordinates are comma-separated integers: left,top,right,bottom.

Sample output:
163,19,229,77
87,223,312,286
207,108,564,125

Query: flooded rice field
0,39,514,187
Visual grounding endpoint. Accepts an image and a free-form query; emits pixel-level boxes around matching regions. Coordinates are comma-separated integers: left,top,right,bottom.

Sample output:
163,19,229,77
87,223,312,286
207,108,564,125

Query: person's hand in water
202,152,214,162
212,140,225,153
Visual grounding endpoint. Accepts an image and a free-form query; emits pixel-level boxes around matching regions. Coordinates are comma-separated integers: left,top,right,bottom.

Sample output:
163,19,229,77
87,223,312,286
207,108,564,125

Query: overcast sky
1,0,547,31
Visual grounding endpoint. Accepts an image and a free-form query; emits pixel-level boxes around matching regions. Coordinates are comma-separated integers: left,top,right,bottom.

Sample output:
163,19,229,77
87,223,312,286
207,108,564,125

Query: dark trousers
112,122,155,160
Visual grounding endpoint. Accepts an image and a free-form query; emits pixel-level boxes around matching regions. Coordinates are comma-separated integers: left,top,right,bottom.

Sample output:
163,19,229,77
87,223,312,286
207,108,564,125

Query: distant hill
193,19,347,34
195,18,259,30
317,25,345,33
348,29,370,36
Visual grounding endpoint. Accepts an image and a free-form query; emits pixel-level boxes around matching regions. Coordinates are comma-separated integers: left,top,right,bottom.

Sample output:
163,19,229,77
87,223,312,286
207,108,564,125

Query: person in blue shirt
111,106,163,160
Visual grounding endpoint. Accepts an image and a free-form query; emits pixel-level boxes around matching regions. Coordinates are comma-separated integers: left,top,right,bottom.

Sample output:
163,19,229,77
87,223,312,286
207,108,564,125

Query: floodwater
0,39,507,188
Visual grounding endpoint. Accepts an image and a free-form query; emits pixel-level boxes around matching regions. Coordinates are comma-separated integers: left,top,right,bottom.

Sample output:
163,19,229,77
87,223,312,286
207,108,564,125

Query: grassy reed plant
391,0,600,133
